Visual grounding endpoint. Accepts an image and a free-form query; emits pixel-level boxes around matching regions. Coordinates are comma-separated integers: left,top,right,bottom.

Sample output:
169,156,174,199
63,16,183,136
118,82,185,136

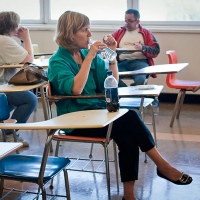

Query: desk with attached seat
0,109,128,200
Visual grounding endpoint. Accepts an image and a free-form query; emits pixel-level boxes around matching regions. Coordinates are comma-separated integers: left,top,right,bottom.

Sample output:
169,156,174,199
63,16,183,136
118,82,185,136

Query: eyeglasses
125,19,138,23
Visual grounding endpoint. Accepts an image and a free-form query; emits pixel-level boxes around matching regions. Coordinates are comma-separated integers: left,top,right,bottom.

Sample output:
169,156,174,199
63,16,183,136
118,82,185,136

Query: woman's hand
103,35,117,51
87,41,107,59
17,26,30,41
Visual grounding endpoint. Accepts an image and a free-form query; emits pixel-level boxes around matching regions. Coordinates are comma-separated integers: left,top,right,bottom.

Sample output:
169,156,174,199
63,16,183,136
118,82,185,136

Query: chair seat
0,154,70,184
119,98,154,109
53,131,110,143
169,79,200,89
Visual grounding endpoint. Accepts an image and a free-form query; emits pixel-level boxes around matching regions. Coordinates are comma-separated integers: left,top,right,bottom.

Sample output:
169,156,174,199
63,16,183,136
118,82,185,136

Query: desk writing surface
0,82,47,92
34,52,55,57
0,59,49,69
32,58,49,68
0,109,128,130
119,63,188,77
0,142,23,159
118,85,163,97
47,85,164,101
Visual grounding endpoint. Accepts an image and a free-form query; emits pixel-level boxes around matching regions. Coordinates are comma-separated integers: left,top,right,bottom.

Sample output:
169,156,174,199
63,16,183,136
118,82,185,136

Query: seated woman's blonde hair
0,11,20,35
55,11,89,50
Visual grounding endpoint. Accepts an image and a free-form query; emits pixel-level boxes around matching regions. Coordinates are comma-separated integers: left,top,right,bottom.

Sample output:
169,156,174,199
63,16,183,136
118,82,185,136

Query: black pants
69,110,155,182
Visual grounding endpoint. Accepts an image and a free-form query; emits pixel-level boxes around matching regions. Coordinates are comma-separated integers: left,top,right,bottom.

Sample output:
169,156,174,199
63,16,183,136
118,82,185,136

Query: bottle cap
107,70,112,76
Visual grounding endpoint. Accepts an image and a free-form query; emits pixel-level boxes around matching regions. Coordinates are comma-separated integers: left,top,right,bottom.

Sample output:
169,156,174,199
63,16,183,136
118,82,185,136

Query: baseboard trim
159,93,200,104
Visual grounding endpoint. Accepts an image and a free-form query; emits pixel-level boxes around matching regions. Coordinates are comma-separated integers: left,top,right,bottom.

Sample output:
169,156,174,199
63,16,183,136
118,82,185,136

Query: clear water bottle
104,70,119,112
89,39,117,61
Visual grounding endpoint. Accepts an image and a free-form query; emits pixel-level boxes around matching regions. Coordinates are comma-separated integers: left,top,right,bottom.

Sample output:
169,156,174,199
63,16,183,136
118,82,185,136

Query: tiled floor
1,101,200,200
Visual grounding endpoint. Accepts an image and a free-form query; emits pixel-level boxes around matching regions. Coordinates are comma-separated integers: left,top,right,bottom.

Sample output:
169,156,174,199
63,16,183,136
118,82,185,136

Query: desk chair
166,50,200,127
46,81,120,200
0,94,71,200
0,107,127,200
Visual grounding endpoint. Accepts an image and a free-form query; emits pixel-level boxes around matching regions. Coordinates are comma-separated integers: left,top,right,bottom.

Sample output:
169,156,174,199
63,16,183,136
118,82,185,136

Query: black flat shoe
157,168,193,185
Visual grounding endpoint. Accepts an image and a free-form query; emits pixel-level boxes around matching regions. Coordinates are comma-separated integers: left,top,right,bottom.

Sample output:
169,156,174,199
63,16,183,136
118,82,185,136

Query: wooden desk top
0,109,128,130
47,85,163,101
119,63,188,77
0,82,47,92
0,142,23,159
118,85,163,97
34,52,55,57
0,59,49,69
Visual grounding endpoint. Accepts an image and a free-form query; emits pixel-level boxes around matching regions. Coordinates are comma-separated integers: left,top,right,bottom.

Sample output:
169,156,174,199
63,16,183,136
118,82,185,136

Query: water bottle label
105,88,119,103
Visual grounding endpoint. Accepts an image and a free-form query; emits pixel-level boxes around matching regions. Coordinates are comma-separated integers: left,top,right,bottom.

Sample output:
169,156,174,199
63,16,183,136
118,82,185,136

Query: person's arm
108,59,119,82
103,35,119,82
16,27,34,63
72,41,107,95
140,31,160,58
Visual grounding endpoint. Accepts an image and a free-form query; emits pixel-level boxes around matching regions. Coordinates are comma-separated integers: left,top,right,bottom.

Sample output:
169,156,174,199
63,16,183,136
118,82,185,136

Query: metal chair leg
63,169,71,200
41,186,47,200
50,140,61,188
144,153,148,163
12,130,19,154
0,178,4,197
170,90,183,127
104,145,111,200
113,141,119,192
176,90,186,119
89,143,94,158
151,106,157,147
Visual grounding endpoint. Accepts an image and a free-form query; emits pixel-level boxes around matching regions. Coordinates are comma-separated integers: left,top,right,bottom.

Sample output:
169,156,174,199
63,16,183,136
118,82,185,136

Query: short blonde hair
55,11,90,49
0,11,20,35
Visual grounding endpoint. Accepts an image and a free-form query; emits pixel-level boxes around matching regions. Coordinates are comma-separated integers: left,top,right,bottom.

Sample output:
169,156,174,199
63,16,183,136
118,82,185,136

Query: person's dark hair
125,9,140,20
0,11,20,35
55,10,90,49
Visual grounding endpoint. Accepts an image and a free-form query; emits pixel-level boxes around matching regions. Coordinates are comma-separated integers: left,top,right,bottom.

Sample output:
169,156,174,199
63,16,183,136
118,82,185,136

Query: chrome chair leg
113,141,119,192
63,169,71,200
89,143,94,158
50,140,61,188
144,153,148,163
41,186,47,200
170,90,183,127
0,178,4,197
176,90,186,119
104,145,111,200
151,105,157,147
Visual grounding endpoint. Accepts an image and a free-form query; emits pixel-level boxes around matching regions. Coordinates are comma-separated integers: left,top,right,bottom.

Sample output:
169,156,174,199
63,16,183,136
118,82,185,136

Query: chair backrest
166,50,178,87
166,50,178,64
0,93,10,121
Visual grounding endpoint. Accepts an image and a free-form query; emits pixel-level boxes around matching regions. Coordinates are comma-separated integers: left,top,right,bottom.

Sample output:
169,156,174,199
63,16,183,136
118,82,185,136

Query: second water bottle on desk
104,70,119,112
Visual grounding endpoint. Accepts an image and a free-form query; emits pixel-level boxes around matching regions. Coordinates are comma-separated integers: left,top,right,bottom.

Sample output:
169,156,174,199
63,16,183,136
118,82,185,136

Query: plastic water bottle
104,70,119,112
89,39,117,61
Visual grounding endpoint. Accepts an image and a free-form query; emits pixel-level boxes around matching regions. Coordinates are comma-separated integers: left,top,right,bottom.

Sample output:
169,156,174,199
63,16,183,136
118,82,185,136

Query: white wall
29,29,200,94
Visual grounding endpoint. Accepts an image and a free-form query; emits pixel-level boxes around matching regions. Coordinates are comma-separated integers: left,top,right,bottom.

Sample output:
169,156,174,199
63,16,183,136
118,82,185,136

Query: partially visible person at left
112,9,160,86
0,11,38,147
